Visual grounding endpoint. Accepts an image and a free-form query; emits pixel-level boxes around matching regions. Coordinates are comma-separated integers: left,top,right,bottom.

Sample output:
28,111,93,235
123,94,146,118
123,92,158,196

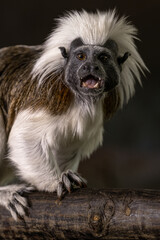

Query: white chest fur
8,101,104,178
47,101,104,170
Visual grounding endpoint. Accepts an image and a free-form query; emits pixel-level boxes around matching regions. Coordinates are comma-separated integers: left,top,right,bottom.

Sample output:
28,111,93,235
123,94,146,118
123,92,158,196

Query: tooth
82,82,87,87
94,82,99,88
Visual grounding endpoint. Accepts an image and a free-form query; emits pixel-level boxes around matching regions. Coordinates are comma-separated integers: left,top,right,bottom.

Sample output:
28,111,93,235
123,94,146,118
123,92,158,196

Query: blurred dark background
0,0,159,189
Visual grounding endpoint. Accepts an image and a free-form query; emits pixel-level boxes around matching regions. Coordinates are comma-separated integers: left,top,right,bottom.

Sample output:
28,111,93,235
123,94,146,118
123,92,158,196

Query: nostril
83,65,86,70
82,65,90,71
94,66,99,71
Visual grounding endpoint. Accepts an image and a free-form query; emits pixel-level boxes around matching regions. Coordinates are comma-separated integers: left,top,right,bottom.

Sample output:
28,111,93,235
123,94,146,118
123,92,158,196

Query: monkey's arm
8,110,59,192
0,108,85,220
8,109,87,194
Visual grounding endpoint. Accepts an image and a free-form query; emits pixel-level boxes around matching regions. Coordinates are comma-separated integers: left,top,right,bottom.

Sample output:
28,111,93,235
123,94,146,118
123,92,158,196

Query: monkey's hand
57,170,87,200
0,184,35,221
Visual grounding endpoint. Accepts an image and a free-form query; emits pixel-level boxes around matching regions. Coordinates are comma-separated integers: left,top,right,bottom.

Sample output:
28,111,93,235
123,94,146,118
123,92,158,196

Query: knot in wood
93,214,100,221
89,212,103,233
125,206,131,216
88,192,115,236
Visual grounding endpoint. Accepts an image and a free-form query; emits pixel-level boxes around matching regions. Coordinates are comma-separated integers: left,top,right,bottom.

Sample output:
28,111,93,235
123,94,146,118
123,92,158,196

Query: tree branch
0,188,160,239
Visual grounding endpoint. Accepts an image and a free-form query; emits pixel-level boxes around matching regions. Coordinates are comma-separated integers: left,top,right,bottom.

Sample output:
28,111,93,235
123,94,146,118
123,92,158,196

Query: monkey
0,10,147,220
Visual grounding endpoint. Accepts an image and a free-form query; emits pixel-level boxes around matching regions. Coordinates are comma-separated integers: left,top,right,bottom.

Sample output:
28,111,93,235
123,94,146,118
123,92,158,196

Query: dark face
60,38,121,100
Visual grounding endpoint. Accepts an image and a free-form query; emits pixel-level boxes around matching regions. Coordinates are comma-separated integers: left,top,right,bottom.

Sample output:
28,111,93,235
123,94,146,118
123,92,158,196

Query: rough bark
0,188,160,240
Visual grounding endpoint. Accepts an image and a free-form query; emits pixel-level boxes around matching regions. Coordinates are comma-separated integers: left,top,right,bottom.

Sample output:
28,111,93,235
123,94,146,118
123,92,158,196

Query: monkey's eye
99,54,110,62
76,53,86,61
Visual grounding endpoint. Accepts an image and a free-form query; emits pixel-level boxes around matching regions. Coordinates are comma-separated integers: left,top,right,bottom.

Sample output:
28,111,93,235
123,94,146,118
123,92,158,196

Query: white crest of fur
32,10,147,106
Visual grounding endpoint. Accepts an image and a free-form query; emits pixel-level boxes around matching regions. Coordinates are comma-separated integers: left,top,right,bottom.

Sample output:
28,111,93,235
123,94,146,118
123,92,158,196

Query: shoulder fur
0,45,73,134
32,10,148,107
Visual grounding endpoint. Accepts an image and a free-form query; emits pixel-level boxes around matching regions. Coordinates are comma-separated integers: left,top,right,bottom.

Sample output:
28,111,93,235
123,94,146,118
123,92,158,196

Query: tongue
83,79,98,88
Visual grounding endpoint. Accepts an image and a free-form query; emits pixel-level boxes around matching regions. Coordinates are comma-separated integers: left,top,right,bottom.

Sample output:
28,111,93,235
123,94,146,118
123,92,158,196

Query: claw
56,170,87,200
62,173,72,193
1,185,34,221
67,170,87,188
57,182,68,200
74,173,87,188
17,186,35,195
57,182,63,200
8,202,20,221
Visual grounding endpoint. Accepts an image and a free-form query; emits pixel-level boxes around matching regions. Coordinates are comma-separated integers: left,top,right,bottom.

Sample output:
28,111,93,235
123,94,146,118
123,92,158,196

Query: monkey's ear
117,52,131,65
59,47,68,59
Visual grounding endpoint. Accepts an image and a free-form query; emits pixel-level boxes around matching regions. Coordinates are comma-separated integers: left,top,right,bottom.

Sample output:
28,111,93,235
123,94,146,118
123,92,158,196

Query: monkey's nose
82,64,99,72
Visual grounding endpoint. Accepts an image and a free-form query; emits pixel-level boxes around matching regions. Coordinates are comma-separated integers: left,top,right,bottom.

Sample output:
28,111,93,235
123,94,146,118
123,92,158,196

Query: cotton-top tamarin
0,10,147,220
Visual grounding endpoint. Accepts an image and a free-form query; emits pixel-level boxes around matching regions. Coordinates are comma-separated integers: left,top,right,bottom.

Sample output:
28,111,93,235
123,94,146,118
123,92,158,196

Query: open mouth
80,75,103,89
